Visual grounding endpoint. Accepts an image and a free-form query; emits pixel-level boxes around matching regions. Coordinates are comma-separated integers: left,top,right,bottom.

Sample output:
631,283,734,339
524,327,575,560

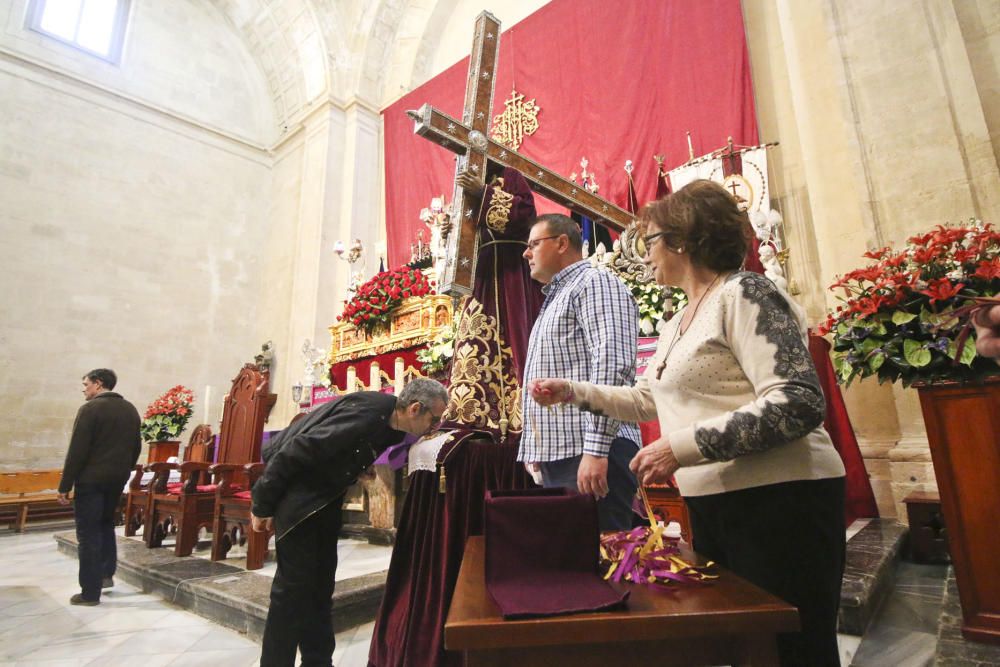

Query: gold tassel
438,464,447,494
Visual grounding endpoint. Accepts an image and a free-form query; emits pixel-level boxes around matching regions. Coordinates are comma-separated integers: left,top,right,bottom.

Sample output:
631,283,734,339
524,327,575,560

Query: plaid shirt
519,260,641,461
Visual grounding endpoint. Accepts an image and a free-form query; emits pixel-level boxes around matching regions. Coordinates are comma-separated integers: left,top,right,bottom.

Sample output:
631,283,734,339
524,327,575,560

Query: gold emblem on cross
491,89,541,151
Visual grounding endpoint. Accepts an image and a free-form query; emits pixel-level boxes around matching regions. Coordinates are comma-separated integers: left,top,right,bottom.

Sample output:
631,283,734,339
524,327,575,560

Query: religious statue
254,340,274,372
569,157,612,257
300,339,327,387
440,163,545,440
759,244,788,292
418,195,451,279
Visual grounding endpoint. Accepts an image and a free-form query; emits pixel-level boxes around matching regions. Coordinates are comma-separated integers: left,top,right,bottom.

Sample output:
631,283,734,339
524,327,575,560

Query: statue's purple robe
368,167,542,667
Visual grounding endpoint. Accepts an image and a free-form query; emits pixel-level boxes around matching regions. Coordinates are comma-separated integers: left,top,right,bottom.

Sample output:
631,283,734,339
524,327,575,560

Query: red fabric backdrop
382,0,758,267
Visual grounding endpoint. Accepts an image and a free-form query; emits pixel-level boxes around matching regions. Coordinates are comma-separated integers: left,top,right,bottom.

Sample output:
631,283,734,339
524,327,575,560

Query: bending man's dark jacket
59,392,142,494
251,392,404,541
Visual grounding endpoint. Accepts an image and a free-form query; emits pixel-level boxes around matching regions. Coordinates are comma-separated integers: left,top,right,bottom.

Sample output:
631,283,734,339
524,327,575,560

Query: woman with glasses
530,179,847,666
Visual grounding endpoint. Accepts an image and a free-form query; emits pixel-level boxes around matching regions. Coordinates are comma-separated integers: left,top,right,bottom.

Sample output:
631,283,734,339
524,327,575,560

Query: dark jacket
252,392,404,541
59,392,142,493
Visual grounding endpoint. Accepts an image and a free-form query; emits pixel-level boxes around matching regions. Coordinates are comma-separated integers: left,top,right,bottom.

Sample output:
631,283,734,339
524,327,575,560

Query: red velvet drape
382,0,758,267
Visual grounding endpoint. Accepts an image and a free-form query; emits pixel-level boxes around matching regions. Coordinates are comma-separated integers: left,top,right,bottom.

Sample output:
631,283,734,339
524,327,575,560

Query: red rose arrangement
140,385,195,443
819,220,1000,387
337,267,433,336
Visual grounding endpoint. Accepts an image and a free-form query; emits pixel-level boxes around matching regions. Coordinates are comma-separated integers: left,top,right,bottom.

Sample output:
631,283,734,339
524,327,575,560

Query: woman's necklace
655,273,723,380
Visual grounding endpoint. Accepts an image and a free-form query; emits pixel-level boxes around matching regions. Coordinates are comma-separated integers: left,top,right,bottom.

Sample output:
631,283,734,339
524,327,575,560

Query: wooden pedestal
917,379,1000,644
147,441,180,463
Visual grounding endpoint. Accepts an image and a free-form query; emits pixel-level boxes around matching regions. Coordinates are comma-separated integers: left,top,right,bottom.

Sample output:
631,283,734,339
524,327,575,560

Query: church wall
255,135,306,428
0,15,274,469
745,0,1000,520
0,0,274,145
744,0,903,518
954,0,1000,193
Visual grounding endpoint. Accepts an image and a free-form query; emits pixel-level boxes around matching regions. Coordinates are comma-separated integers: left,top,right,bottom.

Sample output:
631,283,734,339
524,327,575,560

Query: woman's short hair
641,179,750,273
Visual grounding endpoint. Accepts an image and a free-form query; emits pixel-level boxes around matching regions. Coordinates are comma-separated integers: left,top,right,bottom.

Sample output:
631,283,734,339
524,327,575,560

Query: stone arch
209,0,334,135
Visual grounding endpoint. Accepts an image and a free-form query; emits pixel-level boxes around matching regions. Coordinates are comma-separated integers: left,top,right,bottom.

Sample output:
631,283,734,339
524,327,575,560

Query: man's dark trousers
261,497,344,667
539,437,640,531
74,481,122,601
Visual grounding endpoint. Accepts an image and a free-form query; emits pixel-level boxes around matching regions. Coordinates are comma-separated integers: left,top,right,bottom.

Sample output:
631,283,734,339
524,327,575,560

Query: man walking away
58,368,141,606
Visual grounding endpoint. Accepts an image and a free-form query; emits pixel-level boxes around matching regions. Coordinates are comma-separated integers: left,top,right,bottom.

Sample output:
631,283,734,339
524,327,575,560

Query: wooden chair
210,412,306,569
144,365,275,556
123,424,213,537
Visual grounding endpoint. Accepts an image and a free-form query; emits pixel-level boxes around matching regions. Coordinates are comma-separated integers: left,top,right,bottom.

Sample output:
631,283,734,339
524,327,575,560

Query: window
28,0,130,63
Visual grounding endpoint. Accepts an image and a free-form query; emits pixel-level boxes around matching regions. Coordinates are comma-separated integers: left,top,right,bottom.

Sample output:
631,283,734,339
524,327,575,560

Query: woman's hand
629,437,680,486
529,379,573,406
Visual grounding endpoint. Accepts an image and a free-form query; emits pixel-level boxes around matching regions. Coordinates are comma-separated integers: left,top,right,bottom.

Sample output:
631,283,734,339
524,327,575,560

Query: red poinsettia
140,385,195,442
820,220,1000,387
336,267,433,335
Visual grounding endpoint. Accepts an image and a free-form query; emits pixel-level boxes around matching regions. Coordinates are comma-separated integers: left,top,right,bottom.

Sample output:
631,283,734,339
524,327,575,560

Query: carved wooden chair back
215,364,276,486
182,424,215,464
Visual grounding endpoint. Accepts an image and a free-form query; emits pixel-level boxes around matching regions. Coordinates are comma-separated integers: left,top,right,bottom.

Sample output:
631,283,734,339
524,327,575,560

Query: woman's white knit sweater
571,272,845,497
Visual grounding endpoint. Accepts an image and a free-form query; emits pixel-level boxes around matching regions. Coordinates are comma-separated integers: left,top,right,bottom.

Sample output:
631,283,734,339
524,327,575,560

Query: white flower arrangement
416,323,457,376
588,241,686,334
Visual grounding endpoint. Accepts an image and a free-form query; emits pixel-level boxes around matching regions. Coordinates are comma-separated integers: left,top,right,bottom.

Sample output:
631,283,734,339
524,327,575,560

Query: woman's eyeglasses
638,231,669,256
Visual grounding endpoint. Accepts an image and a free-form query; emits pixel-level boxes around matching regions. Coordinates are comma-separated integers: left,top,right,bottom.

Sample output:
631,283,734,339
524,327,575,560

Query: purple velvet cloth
368,436,535,667
484,488,628,619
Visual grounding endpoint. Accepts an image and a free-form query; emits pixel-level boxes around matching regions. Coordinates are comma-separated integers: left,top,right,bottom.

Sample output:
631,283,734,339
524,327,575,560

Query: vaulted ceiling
204,0,538,139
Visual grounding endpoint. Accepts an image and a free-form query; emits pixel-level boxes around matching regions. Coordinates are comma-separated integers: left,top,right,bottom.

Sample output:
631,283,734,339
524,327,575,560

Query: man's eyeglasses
419,402,445,425
526,235,561,251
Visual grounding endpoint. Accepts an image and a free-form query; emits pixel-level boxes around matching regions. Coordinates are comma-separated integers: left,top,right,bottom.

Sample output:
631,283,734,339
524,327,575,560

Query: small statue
419,196,451,279
759,244,788,292
254,340,274,372
749,210,772,243
301,339,327,387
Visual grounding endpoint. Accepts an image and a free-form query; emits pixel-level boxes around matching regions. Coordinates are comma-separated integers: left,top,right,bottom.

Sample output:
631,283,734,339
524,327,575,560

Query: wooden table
445,536,799,667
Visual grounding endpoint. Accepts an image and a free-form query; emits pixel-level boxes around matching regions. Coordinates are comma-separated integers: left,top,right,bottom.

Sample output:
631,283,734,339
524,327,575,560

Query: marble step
839,518,908,636
53,531,385,641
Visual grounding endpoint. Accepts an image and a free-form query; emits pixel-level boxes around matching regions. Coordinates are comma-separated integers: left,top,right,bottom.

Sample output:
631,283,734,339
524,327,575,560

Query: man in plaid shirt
519,213,641,530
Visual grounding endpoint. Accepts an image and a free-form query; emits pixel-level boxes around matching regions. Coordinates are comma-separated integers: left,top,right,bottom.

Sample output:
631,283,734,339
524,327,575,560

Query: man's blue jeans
539,437,640,531
73,481,121,601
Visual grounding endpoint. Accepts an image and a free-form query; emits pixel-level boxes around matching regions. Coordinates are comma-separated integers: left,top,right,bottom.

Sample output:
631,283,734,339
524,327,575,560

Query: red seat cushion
233,490,253,500
166,483,245,496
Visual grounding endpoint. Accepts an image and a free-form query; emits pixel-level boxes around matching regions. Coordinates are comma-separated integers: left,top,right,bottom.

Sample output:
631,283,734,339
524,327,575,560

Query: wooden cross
407,11,635,297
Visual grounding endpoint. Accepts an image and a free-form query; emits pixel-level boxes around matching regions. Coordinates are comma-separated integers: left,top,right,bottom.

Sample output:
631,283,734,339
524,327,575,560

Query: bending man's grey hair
397,377,449,411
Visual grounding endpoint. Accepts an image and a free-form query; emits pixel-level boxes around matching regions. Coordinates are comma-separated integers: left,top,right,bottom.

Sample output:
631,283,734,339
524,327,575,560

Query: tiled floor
0,528,379,666
5,524,999,666
848,562,948,667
